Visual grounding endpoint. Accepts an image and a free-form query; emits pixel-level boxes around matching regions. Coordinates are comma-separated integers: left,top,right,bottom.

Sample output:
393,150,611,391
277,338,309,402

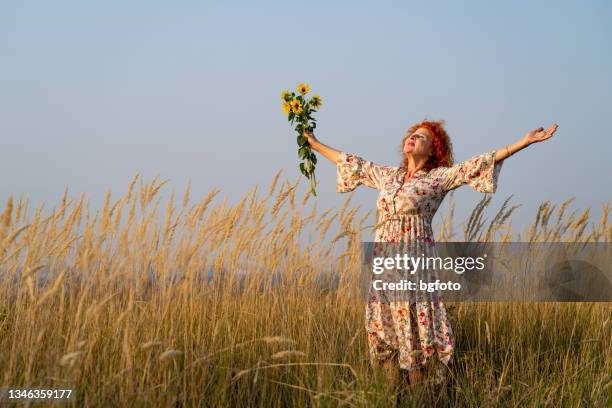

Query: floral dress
336,150,504,372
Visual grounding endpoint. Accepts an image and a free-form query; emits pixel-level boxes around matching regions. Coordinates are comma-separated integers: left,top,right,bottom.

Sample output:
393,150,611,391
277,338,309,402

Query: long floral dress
336,150,504,372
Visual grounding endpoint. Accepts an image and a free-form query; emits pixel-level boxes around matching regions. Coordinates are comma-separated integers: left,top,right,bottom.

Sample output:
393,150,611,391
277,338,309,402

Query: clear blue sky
1,1,611,237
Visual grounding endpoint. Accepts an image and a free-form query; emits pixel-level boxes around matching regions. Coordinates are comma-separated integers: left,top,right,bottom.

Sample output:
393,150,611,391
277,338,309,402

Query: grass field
0,174,610,407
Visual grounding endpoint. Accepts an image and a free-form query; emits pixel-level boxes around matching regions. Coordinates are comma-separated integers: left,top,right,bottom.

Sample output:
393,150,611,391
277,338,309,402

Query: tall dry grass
0,174,610,407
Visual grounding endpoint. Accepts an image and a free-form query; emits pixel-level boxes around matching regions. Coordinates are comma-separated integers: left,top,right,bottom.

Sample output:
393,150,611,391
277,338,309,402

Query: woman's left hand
523,123,559,146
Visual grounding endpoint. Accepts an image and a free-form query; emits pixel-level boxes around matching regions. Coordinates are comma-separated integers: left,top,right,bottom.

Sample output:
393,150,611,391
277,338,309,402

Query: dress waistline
379,210,421,221
374,211,432,229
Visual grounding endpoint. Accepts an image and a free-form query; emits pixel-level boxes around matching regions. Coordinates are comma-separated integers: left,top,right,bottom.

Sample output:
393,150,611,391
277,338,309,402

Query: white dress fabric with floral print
336,150,503,371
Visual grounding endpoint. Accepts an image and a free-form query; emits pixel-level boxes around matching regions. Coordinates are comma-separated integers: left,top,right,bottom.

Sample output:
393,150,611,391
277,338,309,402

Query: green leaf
299,163,307,176
297,135,307,147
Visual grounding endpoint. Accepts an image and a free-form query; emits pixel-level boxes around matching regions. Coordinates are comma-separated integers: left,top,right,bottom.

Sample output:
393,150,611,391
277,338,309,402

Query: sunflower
290,99,302,113
282,101,291,115
310,94,322,109
297,83,310,95
291,104,303,115
281,90,291,101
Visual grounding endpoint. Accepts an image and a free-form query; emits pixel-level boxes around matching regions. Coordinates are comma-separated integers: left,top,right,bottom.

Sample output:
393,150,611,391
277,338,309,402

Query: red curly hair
400,119,454,171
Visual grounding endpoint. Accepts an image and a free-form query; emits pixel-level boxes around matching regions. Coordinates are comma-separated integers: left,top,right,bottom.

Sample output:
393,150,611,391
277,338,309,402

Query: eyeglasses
407,133,430,141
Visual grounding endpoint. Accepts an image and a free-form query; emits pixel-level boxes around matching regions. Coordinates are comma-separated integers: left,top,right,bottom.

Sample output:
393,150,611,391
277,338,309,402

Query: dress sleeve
336,152,392,192
439,150,504,193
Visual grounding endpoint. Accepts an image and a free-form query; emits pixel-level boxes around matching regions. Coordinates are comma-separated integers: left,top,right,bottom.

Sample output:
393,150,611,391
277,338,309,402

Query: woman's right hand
304,130,319,148
303,130,341,164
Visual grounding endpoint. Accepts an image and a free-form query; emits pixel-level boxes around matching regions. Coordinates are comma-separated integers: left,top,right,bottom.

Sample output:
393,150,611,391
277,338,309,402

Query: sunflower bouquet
281,83,322,196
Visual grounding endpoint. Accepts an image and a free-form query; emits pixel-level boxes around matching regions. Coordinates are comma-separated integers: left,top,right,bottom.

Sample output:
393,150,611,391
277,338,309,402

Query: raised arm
304,130,342,164
495,123,558,162
304,130,394,192
438,123,559,193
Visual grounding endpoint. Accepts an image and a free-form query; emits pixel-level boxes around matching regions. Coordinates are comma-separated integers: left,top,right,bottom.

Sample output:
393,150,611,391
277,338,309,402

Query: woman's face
403,127,433,158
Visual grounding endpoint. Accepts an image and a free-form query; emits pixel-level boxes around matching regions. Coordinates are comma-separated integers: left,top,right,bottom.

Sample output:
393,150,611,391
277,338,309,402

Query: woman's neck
404,155,428,176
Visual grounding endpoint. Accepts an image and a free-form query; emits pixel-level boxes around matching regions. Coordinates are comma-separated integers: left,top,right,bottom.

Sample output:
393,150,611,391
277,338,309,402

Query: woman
304,119,558,387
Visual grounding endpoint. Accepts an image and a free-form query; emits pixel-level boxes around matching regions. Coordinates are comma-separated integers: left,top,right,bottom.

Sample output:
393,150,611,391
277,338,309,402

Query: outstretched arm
304,130,393,191
304,130,342,164
495,123,559,162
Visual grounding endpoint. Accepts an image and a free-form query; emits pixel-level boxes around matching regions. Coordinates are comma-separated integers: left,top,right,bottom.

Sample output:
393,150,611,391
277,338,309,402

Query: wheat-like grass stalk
268,170,282,197
271,350,307,360
159,349,184,361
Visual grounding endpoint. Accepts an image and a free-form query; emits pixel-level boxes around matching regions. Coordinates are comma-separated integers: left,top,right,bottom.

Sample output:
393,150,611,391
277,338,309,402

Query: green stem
298,113,317,196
